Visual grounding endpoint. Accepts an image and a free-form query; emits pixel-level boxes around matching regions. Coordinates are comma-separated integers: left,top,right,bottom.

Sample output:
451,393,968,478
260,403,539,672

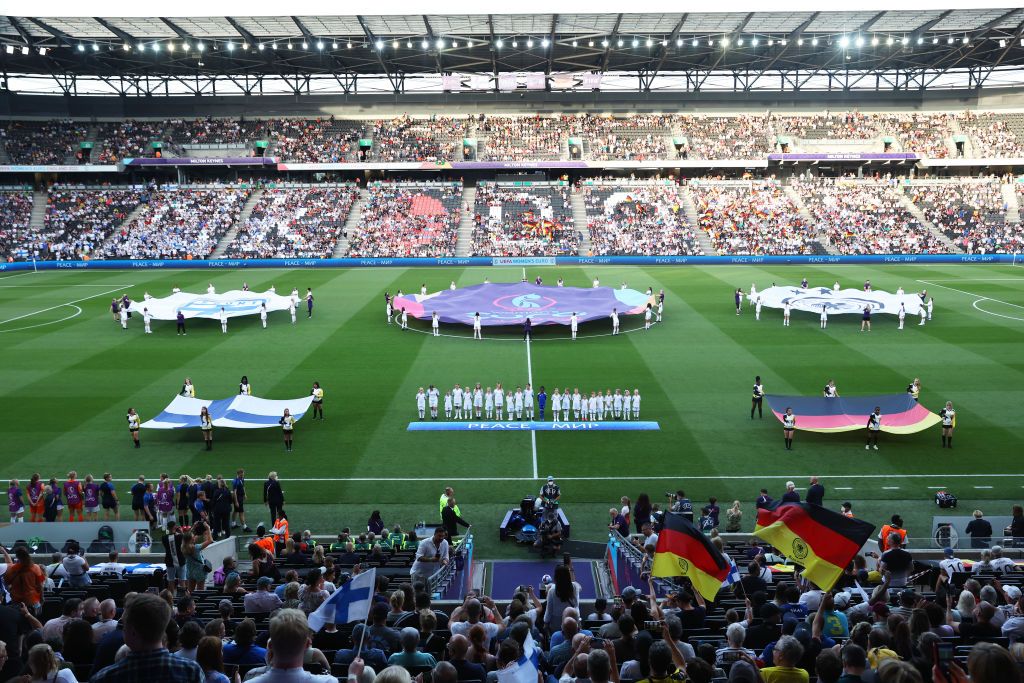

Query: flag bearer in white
220,307,228,334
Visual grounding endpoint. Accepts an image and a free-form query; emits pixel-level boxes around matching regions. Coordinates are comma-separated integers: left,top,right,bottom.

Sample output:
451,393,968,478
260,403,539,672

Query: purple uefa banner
391,282,655,326
123,157,279,166
767,153,918,161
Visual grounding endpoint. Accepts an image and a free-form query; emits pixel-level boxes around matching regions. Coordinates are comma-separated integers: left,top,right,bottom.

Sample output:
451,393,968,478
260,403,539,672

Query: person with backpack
163,521,186,595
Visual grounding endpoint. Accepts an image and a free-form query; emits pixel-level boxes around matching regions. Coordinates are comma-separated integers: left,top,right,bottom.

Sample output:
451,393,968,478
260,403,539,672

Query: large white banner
755,286,924,316
128,289,296,321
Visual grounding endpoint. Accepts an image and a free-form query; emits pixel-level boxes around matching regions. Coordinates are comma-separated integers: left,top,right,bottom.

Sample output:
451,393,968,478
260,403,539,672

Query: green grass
1,263,1022,558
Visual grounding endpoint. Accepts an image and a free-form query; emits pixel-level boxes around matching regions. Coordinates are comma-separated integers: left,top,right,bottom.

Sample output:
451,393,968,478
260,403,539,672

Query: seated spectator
246,609,334,683
715,623,757,669
176,621,203,660
446,634,486,681
353,603,401,653
223,619,266,666
244,577,283,614
760,634,808,683
26,643,77,683
387,627,437,668
91,593,203,682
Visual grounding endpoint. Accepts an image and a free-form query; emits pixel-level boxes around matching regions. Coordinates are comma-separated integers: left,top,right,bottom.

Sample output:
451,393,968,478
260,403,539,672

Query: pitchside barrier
0,253,1019,271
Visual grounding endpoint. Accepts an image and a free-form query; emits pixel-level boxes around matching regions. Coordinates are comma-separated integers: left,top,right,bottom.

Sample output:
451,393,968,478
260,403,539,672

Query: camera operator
669,490,693,522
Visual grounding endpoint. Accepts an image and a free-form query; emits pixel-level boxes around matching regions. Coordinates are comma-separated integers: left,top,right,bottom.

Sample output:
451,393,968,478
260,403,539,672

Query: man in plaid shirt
92,593,203,683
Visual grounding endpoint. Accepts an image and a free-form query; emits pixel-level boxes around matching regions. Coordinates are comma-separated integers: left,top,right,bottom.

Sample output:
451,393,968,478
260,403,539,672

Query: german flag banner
651,513,731,602
754,502,875,591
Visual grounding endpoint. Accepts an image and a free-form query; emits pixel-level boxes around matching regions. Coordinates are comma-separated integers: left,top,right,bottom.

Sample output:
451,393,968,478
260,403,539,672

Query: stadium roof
1,4,1023,94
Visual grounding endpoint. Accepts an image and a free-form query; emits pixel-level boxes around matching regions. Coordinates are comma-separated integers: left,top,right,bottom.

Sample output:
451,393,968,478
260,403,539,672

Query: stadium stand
472,181,577,256
0,189,35,261
41,188,150,260
100,186,251,260
793,177,944,254
0,120,89,164
674,115,774,160
224,184,360,259
960,111,1024,158
579,180,703,256
348,182,462,257
369,115,465,162
907,178,1024,254
692,180,822,255
477,116,564,161
268,117,360,163
94,120,174,164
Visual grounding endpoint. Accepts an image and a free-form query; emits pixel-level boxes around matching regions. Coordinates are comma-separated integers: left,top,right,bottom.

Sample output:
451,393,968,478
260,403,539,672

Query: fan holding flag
753,501,875,592
651,513,732,603
308,567,377,641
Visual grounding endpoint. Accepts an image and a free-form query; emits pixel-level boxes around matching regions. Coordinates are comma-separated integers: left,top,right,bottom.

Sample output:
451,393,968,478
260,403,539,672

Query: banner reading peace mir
129,289,296,321
756,286,924,316
392,282,655,326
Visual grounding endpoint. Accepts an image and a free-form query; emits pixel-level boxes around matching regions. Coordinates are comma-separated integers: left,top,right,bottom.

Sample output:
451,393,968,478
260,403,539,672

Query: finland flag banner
141,394,314,429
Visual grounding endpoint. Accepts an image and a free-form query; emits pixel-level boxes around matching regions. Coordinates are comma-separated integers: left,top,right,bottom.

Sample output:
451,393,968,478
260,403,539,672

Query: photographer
669,490,693,523
183,521,214,593
536,506,564,558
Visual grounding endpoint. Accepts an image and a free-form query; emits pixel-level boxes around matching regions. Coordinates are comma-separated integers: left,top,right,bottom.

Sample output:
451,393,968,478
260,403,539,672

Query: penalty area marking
0,286,131,327
0,305,81,333
973,299,1024,322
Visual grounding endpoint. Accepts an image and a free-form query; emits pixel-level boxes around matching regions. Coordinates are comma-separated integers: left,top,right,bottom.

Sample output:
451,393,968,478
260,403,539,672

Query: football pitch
1,263,1022,558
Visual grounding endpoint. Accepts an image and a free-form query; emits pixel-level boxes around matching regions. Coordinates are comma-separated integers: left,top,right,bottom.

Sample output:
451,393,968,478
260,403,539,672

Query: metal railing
429,526,473,595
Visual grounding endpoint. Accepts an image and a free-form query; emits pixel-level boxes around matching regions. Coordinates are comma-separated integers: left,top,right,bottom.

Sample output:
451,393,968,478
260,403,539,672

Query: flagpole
354,606,372,660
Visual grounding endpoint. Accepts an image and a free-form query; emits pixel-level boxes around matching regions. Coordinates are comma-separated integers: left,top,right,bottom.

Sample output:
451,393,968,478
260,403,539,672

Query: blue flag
308,568,376,632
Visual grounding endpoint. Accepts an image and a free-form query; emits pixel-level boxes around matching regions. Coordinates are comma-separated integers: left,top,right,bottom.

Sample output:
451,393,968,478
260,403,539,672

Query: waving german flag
754,502,875,591
651,513,731,602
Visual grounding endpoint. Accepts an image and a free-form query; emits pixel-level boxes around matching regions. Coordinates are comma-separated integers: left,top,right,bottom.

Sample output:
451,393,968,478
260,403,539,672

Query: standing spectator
633,494,652,534
756,489,774,509
781,482,800,504
806,477,825,506
61,543,91,587
544,565,582,634
91,593,203,682
183,522,213,593
966,510,994,549
410,528,449,589
725,501,743,533
442,498,470,539
4,547,45,613
879,534,914,588
264,472,285,522
700,498,721,531
210,478,233,540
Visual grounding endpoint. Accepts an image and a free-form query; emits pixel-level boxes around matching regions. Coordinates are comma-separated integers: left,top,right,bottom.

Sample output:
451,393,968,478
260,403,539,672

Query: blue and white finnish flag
307,568,376,632
721,558,741,589
497,632,540,683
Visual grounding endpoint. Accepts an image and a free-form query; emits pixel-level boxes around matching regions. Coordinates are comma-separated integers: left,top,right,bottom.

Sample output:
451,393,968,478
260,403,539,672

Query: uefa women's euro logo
180,297,269,315
493,293,558,312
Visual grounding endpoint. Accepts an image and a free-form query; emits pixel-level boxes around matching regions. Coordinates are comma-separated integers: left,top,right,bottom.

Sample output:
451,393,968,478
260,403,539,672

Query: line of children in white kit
415,384,642,421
